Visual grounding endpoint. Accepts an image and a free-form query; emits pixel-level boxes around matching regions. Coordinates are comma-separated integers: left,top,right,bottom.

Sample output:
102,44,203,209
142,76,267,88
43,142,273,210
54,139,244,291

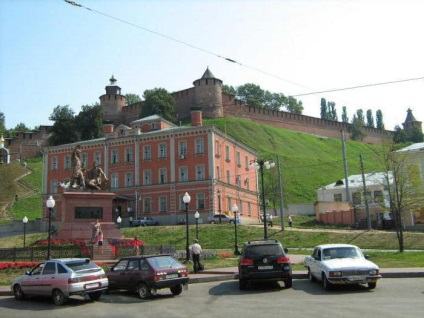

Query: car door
108,259,129,290
309,248,321,278
20,263,45,295
38,261,57,296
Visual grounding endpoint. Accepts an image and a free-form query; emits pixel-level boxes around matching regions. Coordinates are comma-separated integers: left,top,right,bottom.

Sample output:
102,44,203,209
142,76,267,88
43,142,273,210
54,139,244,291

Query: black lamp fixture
250,159,275,240
22,216,28,248
231,204,240,255
194,211,200,240
183,192,191,262
46,195,55,260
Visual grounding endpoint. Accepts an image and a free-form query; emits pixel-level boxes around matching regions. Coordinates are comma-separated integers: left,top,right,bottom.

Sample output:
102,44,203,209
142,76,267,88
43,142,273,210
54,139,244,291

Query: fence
0,246,85,262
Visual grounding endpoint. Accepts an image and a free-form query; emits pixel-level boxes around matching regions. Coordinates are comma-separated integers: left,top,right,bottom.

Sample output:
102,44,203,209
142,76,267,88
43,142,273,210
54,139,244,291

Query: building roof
201,67,216,79
404,108,418,123
318,172,393,191
397,142,424,153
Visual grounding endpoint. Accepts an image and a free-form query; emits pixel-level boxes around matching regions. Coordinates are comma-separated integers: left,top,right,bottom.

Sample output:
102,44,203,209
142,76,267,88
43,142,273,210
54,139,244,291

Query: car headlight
369,269,379,275
329,271,342,277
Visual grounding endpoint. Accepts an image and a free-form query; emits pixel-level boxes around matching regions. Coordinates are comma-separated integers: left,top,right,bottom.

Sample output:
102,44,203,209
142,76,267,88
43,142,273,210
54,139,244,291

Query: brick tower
99,75,127,125
193,67,223,118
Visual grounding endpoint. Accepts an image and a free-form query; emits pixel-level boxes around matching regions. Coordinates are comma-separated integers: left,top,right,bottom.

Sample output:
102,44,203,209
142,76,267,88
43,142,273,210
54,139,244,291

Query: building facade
42,111,259,225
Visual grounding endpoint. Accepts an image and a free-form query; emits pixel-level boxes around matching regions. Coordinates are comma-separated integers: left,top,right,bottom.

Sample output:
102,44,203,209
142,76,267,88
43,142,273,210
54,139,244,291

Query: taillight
68,274,105,284
276,256,290,264
239,258,254,265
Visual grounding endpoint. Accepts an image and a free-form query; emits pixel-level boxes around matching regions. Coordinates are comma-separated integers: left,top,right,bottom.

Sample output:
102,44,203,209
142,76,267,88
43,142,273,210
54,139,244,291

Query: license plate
166,274,178,279
85,282,100,289
348,276,365,281
258,266,273,270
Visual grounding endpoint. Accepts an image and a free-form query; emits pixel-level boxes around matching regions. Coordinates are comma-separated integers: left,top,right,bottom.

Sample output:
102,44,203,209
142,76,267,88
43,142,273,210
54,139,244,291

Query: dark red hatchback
107,255,189,299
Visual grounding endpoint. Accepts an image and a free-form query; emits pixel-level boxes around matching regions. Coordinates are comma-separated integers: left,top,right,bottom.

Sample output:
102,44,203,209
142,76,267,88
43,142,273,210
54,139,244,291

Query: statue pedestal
56,191,121,240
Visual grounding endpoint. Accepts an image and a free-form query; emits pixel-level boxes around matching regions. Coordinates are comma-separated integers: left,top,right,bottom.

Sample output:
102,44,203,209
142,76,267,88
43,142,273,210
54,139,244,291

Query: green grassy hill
0,117,383,222
205,118,381,203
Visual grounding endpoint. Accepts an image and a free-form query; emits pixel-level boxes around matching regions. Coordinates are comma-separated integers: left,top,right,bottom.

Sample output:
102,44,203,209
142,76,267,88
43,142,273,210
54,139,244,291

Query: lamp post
117,216,122,229
250,159,275,240
46,195,55,260
22,216,28,248
194,211,199,240
232,204,240,255
183,192,191,262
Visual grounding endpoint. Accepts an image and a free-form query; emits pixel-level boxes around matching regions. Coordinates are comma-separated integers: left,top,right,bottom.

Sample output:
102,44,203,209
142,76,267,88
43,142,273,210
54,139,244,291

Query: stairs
87,241,115,261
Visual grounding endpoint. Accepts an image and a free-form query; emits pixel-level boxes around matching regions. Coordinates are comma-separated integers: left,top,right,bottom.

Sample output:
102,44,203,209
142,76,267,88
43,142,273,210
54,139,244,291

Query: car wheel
229,220,235,224
210,221,216,224
322,274,332,290
284,277,293,288
52,289,67,306
13,284,25,300
137,283,151,299
307,268,316,282
239,279,248,290
170,284,183,296
88,291,102,301
368,282,377,289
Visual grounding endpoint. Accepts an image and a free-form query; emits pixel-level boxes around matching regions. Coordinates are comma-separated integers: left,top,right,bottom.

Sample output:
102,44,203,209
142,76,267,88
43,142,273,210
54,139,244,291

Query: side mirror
364,255,370,259
284,248,288,253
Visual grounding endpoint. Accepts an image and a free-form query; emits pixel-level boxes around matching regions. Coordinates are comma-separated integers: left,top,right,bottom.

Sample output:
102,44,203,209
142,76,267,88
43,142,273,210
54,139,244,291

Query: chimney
190,107,203,127
102,121,114,135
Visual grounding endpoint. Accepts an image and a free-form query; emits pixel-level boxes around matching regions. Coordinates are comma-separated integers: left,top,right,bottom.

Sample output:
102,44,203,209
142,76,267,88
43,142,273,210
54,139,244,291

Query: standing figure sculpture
70,145,85,189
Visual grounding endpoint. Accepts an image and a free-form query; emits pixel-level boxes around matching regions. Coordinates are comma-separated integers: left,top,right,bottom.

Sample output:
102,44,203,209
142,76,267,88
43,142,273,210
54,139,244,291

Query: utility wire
64,1,423,99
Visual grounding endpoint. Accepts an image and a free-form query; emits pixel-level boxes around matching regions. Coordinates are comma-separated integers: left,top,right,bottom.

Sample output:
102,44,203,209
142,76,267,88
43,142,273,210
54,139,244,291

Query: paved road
1,278,423,318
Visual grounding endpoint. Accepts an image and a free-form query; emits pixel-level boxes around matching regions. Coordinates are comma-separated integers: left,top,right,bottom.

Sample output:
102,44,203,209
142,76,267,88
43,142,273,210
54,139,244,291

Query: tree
285,96,304,115
75,104,103,141
222,84,237,96
327,101,337,121
376,110,385,130
125,93,142,106
350,115,366,141
393,125,407,144
14,123,31,131
141,88,176,122
236,83,264,108
356,109,364,122
341,106,349,123
366,109,375,128
373,139,424,252
406,126,424,143
48,105,78,146
320,98,327,119
0,111,4,135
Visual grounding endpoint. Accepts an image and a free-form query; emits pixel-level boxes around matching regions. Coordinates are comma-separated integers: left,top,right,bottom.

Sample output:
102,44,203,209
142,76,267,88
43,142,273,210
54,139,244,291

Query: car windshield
65,259,101,272
148,256,183,269
245,244,283,258
323,247,360,259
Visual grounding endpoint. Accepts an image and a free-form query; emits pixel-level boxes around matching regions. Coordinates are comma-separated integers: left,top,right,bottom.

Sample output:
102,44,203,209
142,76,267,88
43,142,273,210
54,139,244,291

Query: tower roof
109,75,117,85
404,108,417,122
201,67,216,79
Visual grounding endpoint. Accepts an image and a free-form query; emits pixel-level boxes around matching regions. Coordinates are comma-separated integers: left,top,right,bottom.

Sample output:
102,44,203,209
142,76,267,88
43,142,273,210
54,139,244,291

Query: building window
159,143,167,159
238,201,243,215
159,168,167,184
82,153,88,168
216,166,221,181
51,180,58,194
227,197,232,212
95,152,101,165
143,170,152,185
226,170,231,184
245,155,249,170
196,193,205,210
236,151,241,166
143,145,151,160
179,167,188,182
64,156,71,169
111,149,119,164
225,145,230,161
215,140,220,156
247,202,251,216
143,198,151,213
236,175,241,188
125,148,133,163
196,165,205,181
334,193,343,202
151,122,157,130
125,172,133,187
195,139,204,154
51,157,58,171
179,141,188,157
374,190,383,203
111,174,119,189
159,196,167,212
352,192,361,205
246,178,250,190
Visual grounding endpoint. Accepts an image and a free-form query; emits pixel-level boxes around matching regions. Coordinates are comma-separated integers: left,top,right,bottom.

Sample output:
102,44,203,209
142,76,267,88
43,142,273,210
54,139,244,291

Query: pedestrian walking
269,214,273,227
288,215,293,227
189,239,203,273
97,230,104,254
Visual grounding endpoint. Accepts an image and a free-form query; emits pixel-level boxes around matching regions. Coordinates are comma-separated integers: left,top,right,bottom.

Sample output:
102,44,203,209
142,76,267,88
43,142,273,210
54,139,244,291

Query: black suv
238,239,292,289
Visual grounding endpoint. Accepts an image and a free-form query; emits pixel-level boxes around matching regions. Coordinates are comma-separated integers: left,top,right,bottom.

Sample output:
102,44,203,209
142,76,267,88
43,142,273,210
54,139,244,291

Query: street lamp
22,216,28,248
183,192,191,262
46,195,55,260
194,211,199,239
117,216,122,229
232,204,240,255
250,159,275,240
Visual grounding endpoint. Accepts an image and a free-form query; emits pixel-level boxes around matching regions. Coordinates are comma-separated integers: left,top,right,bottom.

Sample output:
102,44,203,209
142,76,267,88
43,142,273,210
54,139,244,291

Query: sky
1,0,423,132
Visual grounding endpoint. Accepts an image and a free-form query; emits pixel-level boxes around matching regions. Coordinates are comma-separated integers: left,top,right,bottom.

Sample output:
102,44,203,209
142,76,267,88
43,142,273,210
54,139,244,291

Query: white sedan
304,244,382,290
